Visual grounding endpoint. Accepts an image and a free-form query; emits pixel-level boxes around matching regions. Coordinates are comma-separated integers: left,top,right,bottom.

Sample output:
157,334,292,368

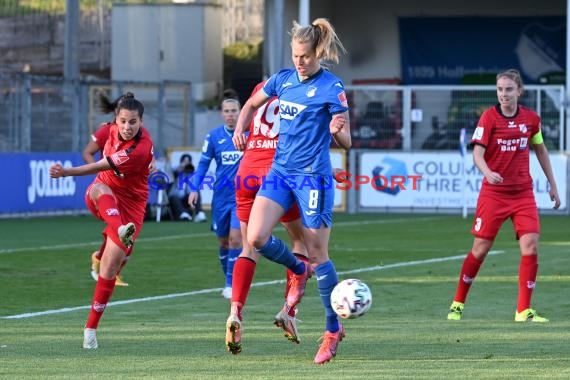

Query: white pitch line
0,232,213,255
0,217,446,255
1,250,504,320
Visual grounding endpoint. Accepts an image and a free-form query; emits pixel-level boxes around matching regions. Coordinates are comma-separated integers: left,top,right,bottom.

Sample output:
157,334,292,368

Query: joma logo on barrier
28,160,76,204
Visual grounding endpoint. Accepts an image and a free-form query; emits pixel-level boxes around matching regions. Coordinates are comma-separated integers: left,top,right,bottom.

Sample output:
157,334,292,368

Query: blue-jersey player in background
189,95,245,300
232,18,352,365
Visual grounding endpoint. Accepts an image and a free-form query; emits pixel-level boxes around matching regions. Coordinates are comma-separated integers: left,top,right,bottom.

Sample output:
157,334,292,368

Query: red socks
453,252,538,313
517,254,538,312
97,194,122,243
453,251,483,303
85,276,116,329
230,254,310,319
231,257,257,319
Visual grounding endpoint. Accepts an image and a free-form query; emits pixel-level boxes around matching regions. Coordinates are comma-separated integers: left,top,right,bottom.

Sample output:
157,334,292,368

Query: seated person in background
421,116,449,150
168,154,207,222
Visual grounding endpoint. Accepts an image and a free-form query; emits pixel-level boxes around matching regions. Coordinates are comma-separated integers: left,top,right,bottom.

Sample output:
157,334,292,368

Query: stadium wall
270,0,566,85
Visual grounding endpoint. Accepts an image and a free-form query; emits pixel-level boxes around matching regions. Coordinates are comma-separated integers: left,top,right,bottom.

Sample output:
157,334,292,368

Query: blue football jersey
262,68,348,175
192,125,244,205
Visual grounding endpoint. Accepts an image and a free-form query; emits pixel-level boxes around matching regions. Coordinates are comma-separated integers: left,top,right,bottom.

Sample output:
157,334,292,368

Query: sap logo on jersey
221,151,243,165
279,100,307,120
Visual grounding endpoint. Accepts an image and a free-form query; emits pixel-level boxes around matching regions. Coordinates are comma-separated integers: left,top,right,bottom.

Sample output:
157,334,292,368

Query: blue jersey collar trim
223,125,235,136
297,67,324,83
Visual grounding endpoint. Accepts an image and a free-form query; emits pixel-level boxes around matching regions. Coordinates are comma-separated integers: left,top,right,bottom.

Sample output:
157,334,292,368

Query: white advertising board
358,152,567,210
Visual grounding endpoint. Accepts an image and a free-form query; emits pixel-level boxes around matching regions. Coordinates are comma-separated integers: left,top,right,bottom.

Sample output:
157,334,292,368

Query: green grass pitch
1,213,569,379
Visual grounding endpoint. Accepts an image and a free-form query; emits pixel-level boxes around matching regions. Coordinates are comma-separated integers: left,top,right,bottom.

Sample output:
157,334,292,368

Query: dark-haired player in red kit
447,69,560,322
225,82,310,354
50,92,154,349
83,122,130,286
82,114,156,287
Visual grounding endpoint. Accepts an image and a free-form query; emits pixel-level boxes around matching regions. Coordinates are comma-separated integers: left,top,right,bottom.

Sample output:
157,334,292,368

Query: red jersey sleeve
530,112,542,139
93,123,112,150
471,108,493,147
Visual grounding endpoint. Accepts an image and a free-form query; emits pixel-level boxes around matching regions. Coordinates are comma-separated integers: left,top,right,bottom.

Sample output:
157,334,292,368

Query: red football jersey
241,82,280,166
471,104,541,192
92,122,112,151
96,124,154,216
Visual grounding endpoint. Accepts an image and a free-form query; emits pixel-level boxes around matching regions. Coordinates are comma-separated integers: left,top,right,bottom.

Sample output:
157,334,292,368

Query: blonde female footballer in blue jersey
232,18,351,365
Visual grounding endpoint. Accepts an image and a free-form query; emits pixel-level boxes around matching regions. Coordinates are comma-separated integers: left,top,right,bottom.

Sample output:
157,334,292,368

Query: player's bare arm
473,144,503,184
82,140,100,164
233,91,268,151
187,192,199,209
331,111,351,150
533,142,561,209
49,158,111,178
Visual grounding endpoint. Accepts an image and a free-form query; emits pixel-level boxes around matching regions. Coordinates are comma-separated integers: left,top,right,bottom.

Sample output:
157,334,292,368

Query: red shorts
235,165,300,223
85,183,145,254
471,188,539,240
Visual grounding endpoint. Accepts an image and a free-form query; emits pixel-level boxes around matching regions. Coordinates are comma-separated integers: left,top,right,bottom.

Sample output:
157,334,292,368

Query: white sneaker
179,212,192,221
118,223,136,247
194,211,207,223
83,328,98,349
221,287,232,300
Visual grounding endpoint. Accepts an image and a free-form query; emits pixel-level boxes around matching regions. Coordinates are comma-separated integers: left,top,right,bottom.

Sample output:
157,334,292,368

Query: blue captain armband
531,130,544,145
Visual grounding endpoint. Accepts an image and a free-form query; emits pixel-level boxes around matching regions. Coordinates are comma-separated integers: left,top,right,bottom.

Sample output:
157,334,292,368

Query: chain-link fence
346,84,566,152
2,78,564,154
0,72,193,154
0,1,176,74
0,0,262,74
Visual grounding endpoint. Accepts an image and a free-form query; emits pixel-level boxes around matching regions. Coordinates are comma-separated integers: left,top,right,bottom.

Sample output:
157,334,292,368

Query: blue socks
218,247,228,277
257,235,305,274
257,236,340,333
315,260,339,332
225,248,241,287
